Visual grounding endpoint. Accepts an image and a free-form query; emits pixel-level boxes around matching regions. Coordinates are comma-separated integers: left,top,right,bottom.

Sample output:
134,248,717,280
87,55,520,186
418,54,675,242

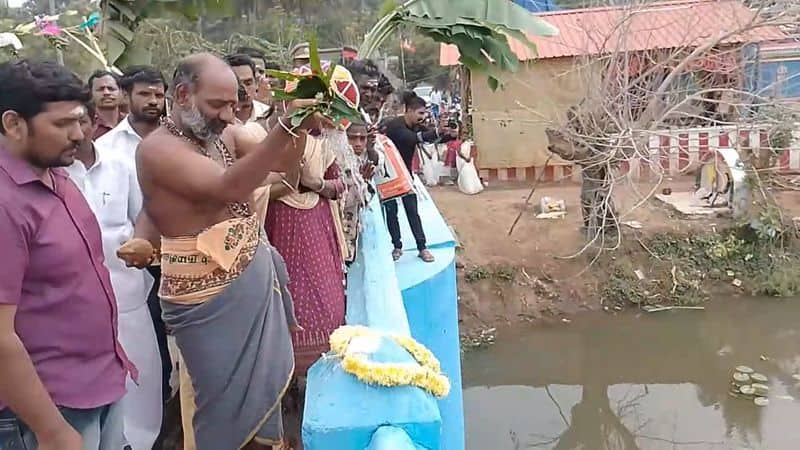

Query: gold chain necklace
160,117,253,218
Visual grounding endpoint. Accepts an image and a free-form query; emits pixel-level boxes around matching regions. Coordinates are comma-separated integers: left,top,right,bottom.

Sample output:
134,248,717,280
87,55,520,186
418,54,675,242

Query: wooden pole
399,32,407,89
49,0,64,65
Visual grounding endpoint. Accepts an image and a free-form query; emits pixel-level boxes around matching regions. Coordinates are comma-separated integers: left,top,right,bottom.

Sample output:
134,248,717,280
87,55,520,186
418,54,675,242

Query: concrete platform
655,192,729,219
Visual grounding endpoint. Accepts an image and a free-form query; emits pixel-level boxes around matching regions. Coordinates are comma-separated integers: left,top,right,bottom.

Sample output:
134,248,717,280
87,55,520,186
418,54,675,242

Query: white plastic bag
457,141,483,195
419,143,440,187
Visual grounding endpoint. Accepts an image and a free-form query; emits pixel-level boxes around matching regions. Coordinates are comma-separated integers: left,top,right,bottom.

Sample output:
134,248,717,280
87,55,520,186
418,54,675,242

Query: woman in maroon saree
265,134,347,377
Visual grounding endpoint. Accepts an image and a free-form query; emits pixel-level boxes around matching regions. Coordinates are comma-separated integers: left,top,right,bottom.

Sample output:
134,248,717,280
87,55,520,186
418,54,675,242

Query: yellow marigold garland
329,326,451,398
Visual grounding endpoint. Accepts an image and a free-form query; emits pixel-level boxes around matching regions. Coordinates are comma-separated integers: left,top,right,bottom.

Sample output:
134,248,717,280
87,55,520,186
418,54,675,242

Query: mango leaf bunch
267,39,361,129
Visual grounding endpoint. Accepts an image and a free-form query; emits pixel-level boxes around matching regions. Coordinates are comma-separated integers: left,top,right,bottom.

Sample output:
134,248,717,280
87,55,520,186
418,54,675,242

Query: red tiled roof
440,0,788,65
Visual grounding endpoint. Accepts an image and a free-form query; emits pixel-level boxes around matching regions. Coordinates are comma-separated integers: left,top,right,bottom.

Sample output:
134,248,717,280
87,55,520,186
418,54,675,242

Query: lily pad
754,397,769,407
750,373,768,383
732,372,751,385
736,365,754,374
751,383,769,396
739,385,756,395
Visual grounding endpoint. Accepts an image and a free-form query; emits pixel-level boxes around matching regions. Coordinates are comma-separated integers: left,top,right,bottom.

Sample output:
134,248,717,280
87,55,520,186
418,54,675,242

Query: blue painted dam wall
303,180,465,450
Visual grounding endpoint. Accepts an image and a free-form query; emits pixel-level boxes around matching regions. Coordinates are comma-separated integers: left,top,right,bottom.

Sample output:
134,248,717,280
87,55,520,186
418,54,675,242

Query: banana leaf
405,0,557,36
106,21,135,43
116,42,152,67
360,0,559,90
104,33,126,64
100,0,236,66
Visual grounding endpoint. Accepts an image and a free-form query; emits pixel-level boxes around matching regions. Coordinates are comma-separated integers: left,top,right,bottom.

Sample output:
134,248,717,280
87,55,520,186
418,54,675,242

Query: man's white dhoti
119,303,162,450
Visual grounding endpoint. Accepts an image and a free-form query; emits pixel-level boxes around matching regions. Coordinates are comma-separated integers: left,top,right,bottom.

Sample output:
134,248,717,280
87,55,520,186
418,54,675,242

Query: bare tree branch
512,0,800,262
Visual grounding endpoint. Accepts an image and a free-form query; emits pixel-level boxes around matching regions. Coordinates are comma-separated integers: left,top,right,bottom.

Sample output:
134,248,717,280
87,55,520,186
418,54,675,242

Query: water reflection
462,298,800,449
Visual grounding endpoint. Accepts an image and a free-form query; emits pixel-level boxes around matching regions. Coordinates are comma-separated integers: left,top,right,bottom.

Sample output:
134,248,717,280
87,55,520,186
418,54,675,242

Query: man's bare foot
418,249,435,263
392,248,403,261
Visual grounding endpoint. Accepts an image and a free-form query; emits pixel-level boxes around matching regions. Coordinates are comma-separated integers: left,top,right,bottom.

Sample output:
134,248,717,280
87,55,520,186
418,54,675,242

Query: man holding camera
380,91,458,263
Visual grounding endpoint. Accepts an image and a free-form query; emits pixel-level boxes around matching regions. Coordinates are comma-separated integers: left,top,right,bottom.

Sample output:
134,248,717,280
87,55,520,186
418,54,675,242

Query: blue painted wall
756,60,800,99
397,256,463,450
743,43,800,101
303,179,465,449
393,181,464,450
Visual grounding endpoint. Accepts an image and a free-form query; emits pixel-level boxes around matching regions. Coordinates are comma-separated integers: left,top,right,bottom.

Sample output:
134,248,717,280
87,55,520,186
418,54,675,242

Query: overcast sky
8,0,25,8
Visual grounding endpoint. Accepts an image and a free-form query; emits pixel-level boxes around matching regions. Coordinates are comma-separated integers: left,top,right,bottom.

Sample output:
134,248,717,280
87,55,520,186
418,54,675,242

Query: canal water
462,298,800,449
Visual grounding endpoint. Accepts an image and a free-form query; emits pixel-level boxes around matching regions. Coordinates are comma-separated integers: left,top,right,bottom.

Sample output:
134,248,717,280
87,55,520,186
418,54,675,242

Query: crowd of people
0,41,460,450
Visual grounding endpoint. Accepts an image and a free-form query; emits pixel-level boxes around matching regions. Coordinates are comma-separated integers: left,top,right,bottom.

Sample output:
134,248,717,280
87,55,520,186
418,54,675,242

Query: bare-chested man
132,53,324,450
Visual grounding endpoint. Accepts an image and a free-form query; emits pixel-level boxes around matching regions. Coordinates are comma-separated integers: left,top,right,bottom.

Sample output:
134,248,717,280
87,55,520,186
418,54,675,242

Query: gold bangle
278,116,299,138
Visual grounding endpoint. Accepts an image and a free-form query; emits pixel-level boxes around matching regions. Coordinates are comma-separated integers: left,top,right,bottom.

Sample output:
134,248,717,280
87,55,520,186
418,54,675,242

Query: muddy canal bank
431,181,800,338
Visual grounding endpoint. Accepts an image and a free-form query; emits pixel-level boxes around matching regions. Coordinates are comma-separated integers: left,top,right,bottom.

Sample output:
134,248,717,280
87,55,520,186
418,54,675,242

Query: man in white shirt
65,102,162,450
95,66,168,450
224,53,273,129
97,66,166,167
97,66,174,417
429,87,443,121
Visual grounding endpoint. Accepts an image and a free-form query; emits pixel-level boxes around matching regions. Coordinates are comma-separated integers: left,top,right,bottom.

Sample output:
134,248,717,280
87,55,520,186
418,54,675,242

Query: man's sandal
418,249,435,263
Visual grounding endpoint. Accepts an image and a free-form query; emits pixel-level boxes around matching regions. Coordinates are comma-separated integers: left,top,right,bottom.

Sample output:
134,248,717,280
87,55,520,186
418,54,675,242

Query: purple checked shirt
0,146,135,410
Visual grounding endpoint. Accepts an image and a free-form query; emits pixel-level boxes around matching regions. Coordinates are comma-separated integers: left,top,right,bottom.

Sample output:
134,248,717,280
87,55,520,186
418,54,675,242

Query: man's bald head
171,53,235,95
170,53,238,142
